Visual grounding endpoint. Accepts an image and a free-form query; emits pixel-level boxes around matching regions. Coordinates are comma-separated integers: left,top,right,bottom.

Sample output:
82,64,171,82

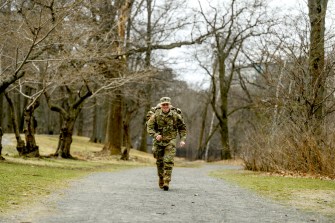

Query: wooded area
0,0,334,178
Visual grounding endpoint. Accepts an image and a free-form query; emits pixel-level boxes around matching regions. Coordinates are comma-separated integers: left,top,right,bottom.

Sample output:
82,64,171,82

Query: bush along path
1,165,330,223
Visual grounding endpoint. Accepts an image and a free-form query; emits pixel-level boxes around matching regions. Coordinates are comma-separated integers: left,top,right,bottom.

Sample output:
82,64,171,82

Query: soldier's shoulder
152,106,161,112
175,108,182,115
147,106,160,117
171,106,182,114
171,107,183,120
148,113,156,122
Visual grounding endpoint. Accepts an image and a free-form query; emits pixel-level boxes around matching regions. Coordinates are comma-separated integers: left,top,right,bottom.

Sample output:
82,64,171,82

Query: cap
160,97,171,104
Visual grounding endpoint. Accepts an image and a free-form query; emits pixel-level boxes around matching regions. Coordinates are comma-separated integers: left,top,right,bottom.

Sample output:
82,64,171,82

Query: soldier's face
161,103,170,113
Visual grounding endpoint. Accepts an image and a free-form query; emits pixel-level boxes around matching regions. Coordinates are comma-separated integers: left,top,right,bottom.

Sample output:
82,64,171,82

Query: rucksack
146,106,183,127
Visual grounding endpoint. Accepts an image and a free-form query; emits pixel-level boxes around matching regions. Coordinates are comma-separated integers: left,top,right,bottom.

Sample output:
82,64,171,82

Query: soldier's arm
177,115,187,142
147,115,160,138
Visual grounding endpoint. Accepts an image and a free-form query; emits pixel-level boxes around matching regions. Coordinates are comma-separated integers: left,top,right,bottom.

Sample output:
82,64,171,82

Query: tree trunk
0,94,4,159
104,94,123,155
5,92,25,155
121,107,133,160
102,0,132,156
219,61,232,160
5,89,41,157
219,88,231,159
121,123,130,160
205,108,216,161
90,97,98,142
138,0,153,153
76,109,84,136
0,93,3,127
55,120,76,158
308,0,328,133
45,84,92,158
219,118,231,160
0,127,4,160
197,99,209,159
19,86,30,133
23,101,40,157
139,103,151,152
99,101,108,143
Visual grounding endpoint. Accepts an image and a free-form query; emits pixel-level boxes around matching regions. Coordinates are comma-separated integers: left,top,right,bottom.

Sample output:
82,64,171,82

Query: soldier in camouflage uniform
147,97,187,191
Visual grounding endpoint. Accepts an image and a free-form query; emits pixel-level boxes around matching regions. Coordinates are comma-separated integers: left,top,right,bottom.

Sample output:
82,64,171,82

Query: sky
167,0,305,90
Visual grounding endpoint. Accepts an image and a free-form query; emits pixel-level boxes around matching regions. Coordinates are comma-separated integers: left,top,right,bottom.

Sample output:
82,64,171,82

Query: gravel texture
1,165,331,223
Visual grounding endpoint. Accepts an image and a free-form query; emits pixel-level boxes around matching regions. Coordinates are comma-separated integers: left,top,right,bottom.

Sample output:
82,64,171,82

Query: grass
0,162,87,211
2,134,335,220
210,169,335,219
0,134,154,215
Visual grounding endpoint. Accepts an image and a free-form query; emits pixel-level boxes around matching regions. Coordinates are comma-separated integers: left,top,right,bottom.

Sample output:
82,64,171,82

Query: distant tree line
0,0,334,178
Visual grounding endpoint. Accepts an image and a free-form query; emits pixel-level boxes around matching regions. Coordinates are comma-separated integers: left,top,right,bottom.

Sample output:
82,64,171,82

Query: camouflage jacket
147,108,186,146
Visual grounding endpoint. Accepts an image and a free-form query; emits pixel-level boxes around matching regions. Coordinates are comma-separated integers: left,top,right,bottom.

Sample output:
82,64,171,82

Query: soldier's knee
164,160,174,168
165,166,173,170
156,158,164,166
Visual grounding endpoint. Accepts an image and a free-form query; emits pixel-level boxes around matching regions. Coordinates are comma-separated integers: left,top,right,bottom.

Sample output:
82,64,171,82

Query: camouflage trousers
154,143,176,183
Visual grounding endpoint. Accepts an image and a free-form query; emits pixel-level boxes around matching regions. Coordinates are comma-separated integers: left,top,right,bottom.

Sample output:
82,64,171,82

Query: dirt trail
1,165,330,223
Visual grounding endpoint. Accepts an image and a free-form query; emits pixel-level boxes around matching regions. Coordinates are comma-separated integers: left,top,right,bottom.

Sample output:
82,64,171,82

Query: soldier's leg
163,144,176,190
152,141,157,158
155,145,165,188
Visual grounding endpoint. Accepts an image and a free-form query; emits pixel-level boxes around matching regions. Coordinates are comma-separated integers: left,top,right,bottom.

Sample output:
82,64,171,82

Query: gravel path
1,165,330,223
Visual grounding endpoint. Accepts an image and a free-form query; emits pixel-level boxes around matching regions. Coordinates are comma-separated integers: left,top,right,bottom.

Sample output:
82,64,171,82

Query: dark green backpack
146,106,183,127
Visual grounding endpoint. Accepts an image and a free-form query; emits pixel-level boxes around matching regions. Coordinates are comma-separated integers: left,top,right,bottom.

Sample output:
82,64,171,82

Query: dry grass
288,190,335,217
242,130,335,179
0,134,160,215
0,133,198,216
208,158,244,166
211,169,335,220
2,134,156,164
2,134,334,220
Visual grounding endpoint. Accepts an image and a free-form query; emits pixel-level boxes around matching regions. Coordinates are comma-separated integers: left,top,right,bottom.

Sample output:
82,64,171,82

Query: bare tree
44,83,92,158
102,0,134,157
0,0,86,158
307,0,328,132
0,0,81,93
4,91,25,154
233,1,335,178
197,0,273,159
128,0,225,155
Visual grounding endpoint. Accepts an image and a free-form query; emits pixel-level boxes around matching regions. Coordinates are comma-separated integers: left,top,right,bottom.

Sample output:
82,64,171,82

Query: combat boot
163,180,169,191
159,177,164,189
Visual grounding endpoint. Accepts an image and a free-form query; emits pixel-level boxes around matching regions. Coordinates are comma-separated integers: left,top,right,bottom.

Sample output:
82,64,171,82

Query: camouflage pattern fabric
147,108,187,185
146,106,184,158
155,144,176,181
152,140,158,158
147,108,186,145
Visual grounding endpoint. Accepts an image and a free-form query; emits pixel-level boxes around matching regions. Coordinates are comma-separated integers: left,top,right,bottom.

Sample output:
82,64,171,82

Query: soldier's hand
179,141,185,148
156,135,162,141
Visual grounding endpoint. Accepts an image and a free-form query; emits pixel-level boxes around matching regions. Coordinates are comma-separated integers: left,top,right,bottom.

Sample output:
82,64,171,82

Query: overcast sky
169,0,334,90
